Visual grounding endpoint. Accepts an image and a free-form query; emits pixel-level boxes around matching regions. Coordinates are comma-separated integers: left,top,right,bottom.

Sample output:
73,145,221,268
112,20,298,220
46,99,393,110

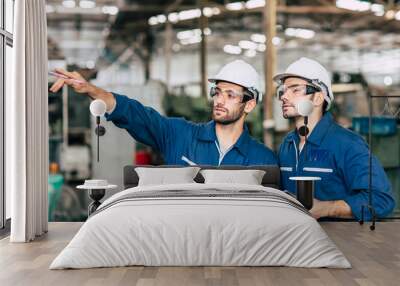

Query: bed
50,165,351,269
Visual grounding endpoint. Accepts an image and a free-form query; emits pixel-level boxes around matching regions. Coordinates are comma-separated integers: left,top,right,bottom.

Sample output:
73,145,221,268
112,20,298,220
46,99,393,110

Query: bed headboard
123,165,281,190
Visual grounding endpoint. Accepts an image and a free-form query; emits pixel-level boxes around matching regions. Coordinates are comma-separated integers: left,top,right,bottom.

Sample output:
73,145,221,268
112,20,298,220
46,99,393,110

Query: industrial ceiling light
296,29,315,39
384,76,393,86
272,36,282,46
251,33,266,43
148,6,219,27
79,0,96,9
177,29,208,45
177,29,199,40
102,6,118,16
157,15,167,23
180,36,202,45
168,12,179,23
202,7,221,17
177,28,211,40
285,28,315,39
336,0,371,12
385,10,396,20
178,9,202,21
226,2,244,11
148,16,158,25
245,0,265,9
212,7,221,15
285,28,298,37
203,7,214,17
370,4,384,16
223,45,242,55
62,0,76,8
239,40,258,50
396,11,400,21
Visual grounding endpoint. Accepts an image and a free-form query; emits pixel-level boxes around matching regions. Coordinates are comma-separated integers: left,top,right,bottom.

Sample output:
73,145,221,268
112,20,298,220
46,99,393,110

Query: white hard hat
208,60,262,103
273,57,334,110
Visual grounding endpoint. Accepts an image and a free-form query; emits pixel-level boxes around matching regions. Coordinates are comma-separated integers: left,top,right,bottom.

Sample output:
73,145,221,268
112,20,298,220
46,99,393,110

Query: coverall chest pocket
302,149,334,181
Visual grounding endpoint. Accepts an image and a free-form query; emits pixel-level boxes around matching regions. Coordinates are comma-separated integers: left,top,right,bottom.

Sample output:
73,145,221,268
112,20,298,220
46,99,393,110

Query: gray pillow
136,167,200,186
200,169,266,185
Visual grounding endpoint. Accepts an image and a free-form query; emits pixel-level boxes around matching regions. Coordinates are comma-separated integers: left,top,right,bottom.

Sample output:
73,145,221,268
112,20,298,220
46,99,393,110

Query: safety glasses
276,84,320,100
210,86,253,103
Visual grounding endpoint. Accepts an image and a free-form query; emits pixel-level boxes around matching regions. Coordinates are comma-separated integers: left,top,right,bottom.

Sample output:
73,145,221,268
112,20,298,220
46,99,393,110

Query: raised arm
49,68,116,112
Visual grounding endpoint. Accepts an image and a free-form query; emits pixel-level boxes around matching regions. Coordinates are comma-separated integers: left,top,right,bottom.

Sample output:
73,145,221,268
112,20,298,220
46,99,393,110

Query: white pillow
200,169,266,185
135,167,200,186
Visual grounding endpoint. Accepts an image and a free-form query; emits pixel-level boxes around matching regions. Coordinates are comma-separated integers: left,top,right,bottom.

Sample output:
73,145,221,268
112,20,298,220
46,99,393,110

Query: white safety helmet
273,57,334,110
208,60,262,103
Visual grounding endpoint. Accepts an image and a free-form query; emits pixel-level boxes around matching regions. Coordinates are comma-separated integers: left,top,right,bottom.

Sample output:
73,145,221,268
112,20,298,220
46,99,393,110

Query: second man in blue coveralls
275,57,395,221
50,60,277,166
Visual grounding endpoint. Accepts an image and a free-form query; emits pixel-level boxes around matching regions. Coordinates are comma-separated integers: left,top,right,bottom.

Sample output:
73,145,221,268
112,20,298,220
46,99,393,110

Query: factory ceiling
46,0,400,80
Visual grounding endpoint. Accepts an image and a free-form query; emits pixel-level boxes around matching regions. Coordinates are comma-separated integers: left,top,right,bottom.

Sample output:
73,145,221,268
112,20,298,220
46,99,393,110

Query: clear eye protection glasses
210,86,254,103
276,84,321,100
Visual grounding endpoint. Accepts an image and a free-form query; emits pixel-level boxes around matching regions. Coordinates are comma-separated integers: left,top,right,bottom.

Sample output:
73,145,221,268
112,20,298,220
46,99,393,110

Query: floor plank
0,222,399,286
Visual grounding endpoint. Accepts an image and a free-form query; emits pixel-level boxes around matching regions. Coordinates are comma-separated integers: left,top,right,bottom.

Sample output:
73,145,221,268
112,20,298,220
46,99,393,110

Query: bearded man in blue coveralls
50,60,277,166
274,57,395,221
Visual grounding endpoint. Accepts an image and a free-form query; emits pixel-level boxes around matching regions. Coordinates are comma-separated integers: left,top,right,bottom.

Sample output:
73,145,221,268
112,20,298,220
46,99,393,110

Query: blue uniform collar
285,112,334,146
197,121,217,141
197,121,251,156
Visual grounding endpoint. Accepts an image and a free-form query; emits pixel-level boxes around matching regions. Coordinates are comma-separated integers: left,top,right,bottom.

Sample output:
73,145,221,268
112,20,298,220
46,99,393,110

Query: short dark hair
322,101,328,114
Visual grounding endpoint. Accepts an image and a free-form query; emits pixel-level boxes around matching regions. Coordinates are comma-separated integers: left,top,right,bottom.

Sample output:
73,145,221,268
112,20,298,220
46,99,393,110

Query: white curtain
6,0,48,242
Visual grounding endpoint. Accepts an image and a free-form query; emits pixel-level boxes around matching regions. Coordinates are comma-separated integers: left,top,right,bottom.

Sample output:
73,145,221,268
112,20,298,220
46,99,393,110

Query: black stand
94,116,106,162
88,189,105,216
295,179,315,210
358,83,376,230
290,176,320,210
358,81,400,230
298,116,310,159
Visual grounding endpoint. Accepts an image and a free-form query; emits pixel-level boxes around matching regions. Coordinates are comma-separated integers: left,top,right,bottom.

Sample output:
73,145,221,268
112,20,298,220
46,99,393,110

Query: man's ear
313,92,325,108
244,99,257,113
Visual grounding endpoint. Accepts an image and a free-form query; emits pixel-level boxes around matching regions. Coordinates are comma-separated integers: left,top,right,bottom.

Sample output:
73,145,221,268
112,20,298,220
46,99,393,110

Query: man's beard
212,104,246,125
282,104,298,119
283,112,301,120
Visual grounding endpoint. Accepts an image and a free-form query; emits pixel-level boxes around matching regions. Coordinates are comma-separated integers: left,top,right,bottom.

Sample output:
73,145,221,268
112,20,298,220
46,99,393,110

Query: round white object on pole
89,99,107,117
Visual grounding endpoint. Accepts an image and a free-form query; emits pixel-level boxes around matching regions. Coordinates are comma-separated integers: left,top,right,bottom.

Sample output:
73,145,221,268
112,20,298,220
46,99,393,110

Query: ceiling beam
46,4,376,15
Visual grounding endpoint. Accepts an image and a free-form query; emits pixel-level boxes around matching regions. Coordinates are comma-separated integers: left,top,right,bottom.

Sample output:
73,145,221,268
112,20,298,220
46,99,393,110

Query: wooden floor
0,222,399,286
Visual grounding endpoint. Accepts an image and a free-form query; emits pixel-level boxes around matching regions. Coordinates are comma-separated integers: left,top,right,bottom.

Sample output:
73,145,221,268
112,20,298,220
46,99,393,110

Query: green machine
353,116,400,217
48,164,64,221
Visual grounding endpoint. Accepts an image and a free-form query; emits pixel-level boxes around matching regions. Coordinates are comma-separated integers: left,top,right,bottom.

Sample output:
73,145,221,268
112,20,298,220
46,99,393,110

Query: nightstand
77,180,117,216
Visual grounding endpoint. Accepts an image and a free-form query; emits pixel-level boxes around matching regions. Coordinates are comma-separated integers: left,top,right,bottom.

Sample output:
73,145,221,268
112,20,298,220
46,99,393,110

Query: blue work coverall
278,112,395,220
105,93,277,166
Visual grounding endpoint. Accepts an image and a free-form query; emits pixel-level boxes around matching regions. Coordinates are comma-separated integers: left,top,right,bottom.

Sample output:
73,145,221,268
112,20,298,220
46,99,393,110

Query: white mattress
50,183,351,269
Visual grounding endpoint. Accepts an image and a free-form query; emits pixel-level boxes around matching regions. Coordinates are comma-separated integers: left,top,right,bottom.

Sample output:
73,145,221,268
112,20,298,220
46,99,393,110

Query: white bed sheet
50,183,351,269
